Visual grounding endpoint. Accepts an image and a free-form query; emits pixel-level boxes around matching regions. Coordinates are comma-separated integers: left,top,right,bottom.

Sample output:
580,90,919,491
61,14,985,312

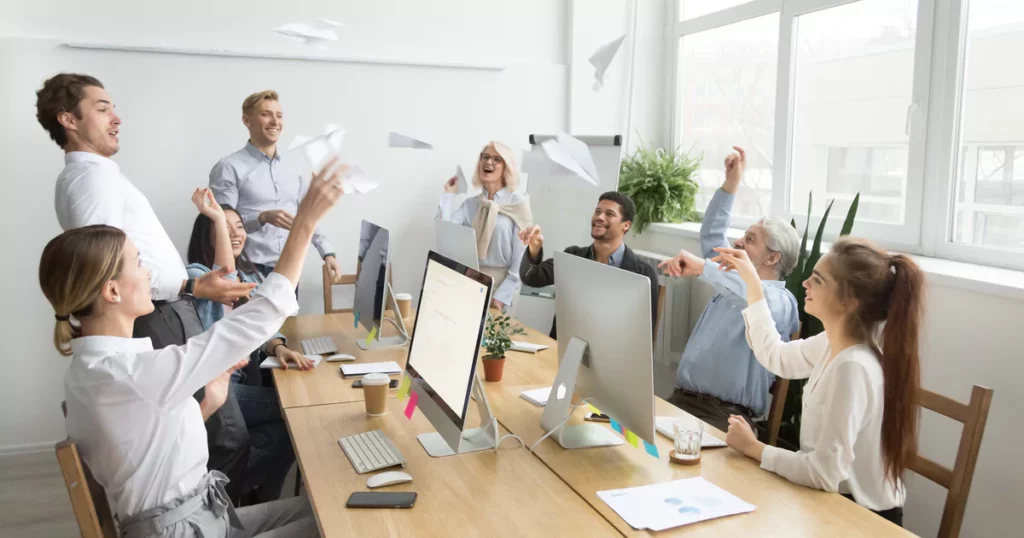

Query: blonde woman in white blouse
712,237,924,528
40,159,348,537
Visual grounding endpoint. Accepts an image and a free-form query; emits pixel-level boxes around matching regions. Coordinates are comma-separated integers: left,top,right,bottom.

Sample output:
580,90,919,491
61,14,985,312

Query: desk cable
528,398,592,453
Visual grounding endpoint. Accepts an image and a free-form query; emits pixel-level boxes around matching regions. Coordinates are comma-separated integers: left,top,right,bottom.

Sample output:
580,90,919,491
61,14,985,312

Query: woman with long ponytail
711,237,923,527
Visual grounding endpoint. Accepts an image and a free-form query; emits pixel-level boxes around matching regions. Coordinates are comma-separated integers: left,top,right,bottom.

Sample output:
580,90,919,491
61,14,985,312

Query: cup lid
362,372,392,386
394,293,412,300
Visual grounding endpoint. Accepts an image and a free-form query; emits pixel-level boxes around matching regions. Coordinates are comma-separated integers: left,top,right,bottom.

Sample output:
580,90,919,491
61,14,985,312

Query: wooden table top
280,313,915,537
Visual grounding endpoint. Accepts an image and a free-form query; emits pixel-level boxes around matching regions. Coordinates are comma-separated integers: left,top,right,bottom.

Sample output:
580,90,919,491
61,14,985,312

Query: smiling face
60,85,121,157
243,98,282,147
802,254,851,324
733,221,781,278
478,144,506,187
222,209,247,258
591,199,630,242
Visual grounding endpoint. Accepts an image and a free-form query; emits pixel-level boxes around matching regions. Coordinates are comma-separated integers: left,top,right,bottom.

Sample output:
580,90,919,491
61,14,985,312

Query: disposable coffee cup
362,373,390,417
394,293,412,320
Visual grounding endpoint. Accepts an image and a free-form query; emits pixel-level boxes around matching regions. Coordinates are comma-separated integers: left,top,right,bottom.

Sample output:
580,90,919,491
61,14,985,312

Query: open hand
518,225,544,258
711,247,760,286
192,188,225,221
194,266,257,306
276,346,314,371
296,157,347,225
200,358,249,420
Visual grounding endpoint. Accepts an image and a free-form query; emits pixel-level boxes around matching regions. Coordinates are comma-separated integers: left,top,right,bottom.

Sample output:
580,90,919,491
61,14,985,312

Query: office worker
713,238,923,526
186,189,311,504
518,192,659,338
40,160,344,537
37,73,257,502
209,90,341,284
439,142,533,311
658,147,800,433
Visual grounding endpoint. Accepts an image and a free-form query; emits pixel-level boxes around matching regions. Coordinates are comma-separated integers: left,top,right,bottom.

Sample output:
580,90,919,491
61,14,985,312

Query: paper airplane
589,35,626,91
454,165,469,194
274,19,342,48
288,124,346,171
341,166,379,195
539,134,599,186
388,132,433,150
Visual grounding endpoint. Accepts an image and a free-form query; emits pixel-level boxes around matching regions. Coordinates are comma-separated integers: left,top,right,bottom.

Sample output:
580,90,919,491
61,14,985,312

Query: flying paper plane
274,19,343,48
388,132,433,150
589,34,626,91
454,165,469,194
287,124,378,195
539,133,600,186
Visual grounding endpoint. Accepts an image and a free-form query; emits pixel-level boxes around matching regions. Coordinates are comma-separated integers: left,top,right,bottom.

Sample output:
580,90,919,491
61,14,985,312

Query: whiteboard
524,134,623,256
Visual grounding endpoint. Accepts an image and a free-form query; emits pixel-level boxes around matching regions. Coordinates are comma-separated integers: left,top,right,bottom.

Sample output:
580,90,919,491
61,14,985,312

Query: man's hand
518,225,544,259
490,298,504,312
444,176,458,194
200,358,249,421
324,255,342,283
657,250,705,278
193,266,257,306
259,209,295,230
722,146,747,194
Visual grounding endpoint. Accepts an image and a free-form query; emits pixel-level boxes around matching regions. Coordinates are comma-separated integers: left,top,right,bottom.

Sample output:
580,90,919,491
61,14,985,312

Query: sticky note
353,312,360,328
365,326,377,345
403,391,418,419
587,404,601,415
625,430,639,448
644,440,660,458
397,375,410,401
609,418,623,434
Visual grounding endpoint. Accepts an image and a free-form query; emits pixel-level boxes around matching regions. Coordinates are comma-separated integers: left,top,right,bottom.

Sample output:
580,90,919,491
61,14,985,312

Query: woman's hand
725,415,765,462
444,176,458,194
712,247,760,286
490,298,504,312
191,188,225,222
276,345,314,371
200,358,248,421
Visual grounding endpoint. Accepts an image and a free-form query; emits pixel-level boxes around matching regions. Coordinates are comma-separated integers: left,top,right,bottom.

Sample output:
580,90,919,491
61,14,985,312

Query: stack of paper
260,354,324,369
340,361,403,378
510,341,549,354
519,387,552,407
597,477,756,531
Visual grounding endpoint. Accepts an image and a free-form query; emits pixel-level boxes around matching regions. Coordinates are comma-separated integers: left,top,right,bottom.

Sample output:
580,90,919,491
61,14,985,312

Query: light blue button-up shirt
675,189,799,416
438,189,528,306
607,241,626,268
209,142,334,267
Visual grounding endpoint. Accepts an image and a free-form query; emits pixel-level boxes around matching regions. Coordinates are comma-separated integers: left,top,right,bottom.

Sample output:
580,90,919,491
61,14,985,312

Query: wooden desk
274,313,409,408
284,399,622,537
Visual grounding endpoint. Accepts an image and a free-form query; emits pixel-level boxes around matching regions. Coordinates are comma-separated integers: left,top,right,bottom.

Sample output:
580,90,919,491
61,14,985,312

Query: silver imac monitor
434,219,480,271
355,220,407,350
540,250,655,449
406,251,498,457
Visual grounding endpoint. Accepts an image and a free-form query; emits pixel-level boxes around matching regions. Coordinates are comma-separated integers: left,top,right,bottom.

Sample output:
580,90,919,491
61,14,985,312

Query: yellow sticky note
587,404,601,415
397,375,411,401
365,326,378,346
625,430,639,448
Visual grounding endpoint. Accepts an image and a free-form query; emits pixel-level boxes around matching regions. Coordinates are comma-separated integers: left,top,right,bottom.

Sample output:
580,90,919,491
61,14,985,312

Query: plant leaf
840,192,860,236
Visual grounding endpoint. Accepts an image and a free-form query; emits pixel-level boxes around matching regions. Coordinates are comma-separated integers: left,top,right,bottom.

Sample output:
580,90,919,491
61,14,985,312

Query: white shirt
64,273,298,519
55,152,188,301
742,299,905,511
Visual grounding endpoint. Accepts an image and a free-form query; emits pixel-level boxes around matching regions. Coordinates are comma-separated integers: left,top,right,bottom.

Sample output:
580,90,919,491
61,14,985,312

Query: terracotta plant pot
482,356,505,382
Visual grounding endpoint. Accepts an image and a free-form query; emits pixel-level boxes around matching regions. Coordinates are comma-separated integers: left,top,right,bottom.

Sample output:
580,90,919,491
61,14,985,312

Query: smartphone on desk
584,412,611,423
352,379,400,389
346,491,417,509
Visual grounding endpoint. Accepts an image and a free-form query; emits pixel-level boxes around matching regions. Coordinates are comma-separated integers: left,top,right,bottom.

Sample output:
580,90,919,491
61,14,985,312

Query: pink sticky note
404,391,418,419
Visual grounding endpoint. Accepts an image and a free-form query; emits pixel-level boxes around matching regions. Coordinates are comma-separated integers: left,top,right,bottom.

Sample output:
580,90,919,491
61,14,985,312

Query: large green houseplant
618,144,703,234
776,192,860,447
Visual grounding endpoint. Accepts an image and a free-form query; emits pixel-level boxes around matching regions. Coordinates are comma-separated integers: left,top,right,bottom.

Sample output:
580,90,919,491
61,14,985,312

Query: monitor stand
540,336,624,449
417,374,500,457
357,282,410,350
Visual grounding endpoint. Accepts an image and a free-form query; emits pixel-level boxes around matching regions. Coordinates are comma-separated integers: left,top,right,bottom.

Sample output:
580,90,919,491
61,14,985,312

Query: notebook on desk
340,361,403,378
510,341,549,354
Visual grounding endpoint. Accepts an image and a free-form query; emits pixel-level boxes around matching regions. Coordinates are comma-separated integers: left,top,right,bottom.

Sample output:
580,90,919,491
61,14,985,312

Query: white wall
628,227,1024,538
0,0,569,451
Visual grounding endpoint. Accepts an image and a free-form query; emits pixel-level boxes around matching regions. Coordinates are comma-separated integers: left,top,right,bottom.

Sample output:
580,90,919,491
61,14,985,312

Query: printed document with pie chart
597,477,755,531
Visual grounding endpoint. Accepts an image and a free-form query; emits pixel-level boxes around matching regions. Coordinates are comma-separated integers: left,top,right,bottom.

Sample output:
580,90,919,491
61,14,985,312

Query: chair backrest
58,401,117,538
322,263,357,314
765,324,801,446
908,384,993,538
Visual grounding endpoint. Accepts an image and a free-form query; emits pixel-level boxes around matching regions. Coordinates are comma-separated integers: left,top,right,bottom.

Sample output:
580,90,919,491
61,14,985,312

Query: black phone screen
352,379,400,389
346,491,417,509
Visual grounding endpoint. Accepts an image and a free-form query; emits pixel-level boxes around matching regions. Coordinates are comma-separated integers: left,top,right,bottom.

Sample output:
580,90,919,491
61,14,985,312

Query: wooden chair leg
294,465,302,497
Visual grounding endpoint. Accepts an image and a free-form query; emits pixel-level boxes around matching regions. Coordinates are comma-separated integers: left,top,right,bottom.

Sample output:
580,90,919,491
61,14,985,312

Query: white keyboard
301,336,338,355
338,430,407,474
655,416,728,448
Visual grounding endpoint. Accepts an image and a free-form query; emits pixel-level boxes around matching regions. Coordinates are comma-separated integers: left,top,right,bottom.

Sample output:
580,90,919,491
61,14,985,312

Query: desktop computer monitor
540,250,655,449
354,220,406,349
434,219,480,271
405,251,496,457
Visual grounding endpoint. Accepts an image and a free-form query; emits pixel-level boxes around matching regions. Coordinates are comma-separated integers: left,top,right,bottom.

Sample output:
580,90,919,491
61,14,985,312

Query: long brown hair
38,225,127,356
827,237,923,487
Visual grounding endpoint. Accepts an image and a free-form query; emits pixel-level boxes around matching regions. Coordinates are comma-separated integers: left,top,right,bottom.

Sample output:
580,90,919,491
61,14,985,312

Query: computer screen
434,219,480,271
406,254,491,425
354,220,389,336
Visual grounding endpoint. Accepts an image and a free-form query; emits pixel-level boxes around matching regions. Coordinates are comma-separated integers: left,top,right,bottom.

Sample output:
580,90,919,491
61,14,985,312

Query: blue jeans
232,382,295,504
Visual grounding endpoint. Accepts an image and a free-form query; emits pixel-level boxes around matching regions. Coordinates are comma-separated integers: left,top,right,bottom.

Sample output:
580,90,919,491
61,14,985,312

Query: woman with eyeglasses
439,142,532,312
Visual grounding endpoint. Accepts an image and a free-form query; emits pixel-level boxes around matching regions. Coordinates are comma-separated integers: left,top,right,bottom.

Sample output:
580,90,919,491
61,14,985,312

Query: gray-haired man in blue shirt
659,147,800,433
209,90,341,284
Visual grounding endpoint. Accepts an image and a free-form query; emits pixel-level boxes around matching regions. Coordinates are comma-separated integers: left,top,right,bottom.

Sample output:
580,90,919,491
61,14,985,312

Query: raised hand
723,146,747,193
518,225,544,258
657,250,705,278
444,176,458,194
296,158,347,225
192,188,225,221
200,358,249,421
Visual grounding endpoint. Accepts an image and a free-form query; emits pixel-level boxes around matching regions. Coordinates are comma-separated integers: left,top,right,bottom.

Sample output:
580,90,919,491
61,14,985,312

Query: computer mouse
327,353,356,362
366,471,413,489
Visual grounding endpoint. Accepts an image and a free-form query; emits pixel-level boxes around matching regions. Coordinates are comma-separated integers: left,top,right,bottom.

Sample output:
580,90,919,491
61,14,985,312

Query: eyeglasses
479,153,504,165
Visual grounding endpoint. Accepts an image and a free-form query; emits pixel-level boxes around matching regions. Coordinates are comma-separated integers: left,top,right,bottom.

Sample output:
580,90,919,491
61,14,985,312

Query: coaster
669,451,701,465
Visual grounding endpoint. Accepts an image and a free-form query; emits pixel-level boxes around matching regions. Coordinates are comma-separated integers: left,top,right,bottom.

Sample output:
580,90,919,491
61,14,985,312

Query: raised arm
518,225,554,288
700,147,746,258
742,299,826,379
191,188,235,274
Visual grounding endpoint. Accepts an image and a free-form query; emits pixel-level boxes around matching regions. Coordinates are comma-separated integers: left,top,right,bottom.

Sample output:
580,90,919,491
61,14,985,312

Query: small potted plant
481,314,525,382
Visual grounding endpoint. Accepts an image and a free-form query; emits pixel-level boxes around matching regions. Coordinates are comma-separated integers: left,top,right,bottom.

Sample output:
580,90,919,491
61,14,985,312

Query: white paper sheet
589,35,626,91
388,132,433,149
340,361,403,378
519,387,552,407
454,165,469,194
341,166,379,195
260,354,324,369
540,133,600,186
274,19,343,48
597,477,755,532
510,341,549,354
